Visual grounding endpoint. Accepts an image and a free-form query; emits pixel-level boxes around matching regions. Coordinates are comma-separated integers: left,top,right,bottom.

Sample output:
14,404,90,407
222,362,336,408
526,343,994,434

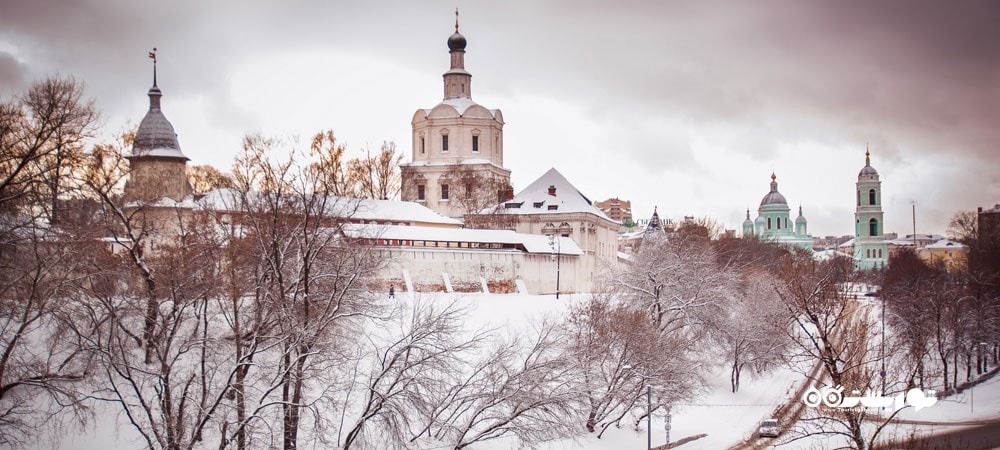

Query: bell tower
853,148,888,270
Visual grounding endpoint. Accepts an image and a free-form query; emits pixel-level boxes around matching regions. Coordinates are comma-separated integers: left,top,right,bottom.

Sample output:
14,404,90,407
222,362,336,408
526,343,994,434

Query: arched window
767,217,772,229
869,189,877,205
869,218,878,237
776,217,781,229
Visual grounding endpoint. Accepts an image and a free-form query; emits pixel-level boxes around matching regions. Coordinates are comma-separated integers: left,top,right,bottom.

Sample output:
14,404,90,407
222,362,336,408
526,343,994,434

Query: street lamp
548,235,561,299
623,365,666,450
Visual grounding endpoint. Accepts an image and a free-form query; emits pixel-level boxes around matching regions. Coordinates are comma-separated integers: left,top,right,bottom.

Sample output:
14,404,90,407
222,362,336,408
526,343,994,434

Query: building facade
594,198,633,225
853,150,888,270
742,173,813,250
399,21,511,218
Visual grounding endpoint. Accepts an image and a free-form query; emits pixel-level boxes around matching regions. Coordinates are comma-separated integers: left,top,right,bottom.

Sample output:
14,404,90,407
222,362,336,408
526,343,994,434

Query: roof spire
455,8,460,32
865,144,871,166
148,47,158,87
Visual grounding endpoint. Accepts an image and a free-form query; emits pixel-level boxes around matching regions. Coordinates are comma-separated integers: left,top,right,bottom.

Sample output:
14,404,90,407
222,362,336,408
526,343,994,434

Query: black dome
448,31,467,51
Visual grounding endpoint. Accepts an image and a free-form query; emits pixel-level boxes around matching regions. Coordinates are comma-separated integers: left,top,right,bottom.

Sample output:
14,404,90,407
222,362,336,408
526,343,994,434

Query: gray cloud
0,0,996,233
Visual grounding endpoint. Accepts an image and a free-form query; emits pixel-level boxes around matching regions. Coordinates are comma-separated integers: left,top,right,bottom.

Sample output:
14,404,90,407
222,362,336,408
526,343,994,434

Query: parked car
758,418,780,438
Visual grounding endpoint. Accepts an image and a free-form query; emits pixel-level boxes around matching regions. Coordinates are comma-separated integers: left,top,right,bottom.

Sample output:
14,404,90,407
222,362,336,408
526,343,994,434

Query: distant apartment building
979,204,1000,244
595,197,633,225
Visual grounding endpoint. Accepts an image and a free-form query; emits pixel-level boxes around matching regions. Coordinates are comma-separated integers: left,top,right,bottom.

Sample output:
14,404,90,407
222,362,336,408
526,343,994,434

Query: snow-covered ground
434,292,806,450
35,292,1000,449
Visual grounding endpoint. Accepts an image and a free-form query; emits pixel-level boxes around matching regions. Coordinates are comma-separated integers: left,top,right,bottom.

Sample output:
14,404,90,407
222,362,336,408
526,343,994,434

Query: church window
420,137,425,154
441,184,449,200
777,218,781,229
461,83,465,94
472,135,479,152
867,249,871,258
767,218,772,229
442,135,449,152
417,185,425,201
869,218,878,237
869,189,877,205
857,190,861,206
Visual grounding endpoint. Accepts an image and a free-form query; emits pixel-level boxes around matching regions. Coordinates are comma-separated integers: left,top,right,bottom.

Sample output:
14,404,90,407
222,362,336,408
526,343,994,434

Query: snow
35,291,1000,450
500,168,615,222
342,223,584,255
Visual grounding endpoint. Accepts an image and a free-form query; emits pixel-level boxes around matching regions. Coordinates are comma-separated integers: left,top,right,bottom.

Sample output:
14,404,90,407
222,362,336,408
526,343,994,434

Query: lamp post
623,365,657,450
548,235,561,299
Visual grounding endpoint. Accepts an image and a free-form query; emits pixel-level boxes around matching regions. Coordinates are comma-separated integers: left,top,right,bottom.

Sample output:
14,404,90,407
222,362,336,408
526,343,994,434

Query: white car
758,418,780,438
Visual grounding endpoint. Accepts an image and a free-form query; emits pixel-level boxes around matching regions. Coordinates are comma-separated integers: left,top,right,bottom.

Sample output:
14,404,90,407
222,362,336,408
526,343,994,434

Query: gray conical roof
131,85,188,160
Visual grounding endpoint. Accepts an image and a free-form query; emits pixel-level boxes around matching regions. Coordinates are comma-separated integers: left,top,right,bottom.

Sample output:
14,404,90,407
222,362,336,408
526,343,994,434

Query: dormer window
533,201,544,208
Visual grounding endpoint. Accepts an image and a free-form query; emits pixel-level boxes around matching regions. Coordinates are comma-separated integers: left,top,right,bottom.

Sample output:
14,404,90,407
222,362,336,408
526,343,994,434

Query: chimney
548,185,557,196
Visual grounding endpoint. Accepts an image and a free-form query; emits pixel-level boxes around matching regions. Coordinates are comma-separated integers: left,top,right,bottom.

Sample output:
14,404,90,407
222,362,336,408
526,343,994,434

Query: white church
123,19,618,295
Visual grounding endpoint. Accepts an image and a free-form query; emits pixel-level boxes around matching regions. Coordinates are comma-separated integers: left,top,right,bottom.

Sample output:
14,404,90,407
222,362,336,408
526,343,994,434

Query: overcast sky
1,0,997,237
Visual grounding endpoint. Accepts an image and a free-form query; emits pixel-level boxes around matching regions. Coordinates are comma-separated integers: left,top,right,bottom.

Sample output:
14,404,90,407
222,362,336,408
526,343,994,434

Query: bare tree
775,251,907,449
946,209,978,243
0,76,98,223
228,133,384,450
707,271,790,392
346,141,402,200
187,164,234,194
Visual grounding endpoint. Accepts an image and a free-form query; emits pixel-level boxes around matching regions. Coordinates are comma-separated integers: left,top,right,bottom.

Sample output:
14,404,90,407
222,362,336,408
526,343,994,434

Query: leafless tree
346,141,402,200
707,270,790,392
775,251,907,449
187,164,234,194
227,133,384,450
0,76,98,223
946,209,978,243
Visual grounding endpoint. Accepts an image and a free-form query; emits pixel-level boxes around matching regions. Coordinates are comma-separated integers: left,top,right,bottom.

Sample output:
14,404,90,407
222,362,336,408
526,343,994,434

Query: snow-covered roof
131,86,188,160
497,168,614,222
924,239,966,249
422,97,500,119
342,223,583,255
838,238,854,248
814,249,851,261
195,189,462,226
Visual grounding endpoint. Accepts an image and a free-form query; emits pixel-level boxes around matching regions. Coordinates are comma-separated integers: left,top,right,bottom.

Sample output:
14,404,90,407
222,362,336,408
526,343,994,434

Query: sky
1,0,997,237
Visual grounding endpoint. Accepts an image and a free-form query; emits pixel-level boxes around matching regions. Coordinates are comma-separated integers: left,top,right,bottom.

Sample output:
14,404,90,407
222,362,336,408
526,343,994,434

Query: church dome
132,86,187,160
759,173,787,207
448,31,467,51
760,191,787,207
858,148,879,177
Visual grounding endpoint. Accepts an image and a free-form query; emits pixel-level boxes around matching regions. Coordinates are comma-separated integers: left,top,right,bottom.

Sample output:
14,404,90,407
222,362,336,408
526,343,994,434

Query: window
442,135,449,152
420,137,425,154
441,184,449,200
472,135,479,152
857,190,861,206
767,217,772,229
417,185,425,200
777,217,781,229
869,218,878,237
869,189,877,205
548,205,558,211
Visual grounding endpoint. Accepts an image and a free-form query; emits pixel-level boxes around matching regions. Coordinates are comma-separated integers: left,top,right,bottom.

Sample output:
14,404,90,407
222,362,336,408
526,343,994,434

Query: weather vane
148,47,158,87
